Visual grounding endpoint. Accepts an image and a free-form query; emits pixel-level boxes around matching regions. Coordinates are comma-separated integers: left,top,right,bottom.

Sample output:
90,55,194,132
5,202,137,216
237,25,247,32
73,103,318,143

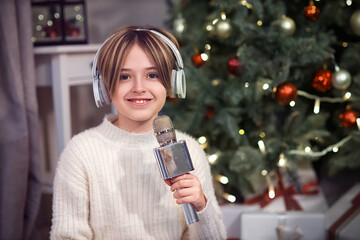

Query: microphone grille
153,115,176,146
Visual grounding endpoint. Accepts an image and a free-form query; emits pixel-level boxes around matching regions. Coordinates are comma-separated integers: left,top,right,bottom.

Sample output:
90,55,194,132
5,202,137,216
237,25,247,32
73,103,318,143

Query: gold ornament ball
273,16,296,36
350,10,360,36
333,69,352,90
215,19,232,38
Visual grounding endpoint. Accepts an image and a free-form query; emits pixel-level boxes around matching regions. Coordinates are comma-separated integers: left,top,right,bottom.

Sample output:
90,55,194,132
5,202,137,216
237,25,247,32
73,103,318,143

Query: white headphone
92,29,186,108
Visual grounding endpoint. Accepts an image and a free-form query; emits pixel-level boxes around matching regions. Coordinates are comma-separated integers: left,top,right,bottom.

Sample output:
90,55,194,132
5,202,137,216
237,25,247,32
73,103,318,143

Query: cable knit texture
50,115,226,240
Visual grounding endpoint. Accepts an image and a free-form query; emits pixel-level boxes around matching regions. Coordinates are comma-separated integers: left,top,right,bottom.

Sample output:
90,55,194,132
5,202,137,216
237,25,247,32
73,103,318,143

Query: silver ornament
273,16,296,36
173,17,186,36
215,19,232,38
350,10,360,36
333,69,352,90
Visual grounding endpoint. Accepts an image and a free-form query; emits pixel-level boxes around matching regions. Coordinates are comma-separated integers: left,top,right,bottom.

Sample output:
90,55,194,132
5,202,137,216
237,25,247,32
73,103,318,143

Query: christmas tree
164,0,360,203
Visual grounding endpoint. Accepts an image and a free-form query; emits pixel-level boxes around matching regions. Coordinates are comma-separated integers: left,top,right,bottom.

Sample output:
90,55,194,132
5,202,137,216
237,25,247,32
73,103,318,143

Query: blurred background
1,0,360,239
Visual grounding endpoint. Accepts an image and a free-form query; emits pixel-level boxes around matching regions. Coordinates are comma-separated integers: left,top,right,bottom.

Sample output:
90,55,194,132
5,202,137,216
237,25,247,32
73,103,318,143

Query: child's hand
164,173,207,212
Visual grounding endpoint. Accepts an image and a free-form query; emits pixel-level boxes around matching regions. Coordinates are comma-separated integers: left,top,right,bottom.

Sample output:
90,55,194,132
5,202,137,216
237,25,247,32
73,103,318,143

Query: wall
87,0,169,43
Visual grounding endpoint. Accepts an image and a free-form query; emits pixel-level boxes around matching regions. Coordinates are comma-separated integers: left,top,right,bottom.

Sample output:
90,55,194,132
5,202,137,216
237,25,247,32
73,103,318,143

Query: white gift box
261,190,328,213
240,212,326,240
244,160,328,213
325,183,360,240
220,204,260,239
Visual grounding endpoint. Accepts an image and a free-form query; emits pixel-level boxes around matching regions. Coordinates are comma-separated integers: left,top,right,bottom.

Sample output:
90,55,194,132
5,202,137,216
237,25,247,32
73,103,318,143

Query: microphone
153,115,199,225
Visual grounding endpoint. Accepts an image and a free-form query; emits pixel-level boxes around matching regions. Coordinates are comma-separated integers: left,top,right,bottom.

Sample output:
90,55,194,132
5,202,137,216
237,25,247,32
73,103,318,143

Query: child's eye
148,73,159,79
119,74,130,80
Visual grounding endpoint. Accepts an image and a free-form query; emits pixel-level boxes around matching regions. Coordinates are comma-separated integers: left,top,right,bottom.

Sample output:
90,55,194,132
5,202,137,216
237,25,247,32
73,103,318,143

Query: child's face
112,43,167,132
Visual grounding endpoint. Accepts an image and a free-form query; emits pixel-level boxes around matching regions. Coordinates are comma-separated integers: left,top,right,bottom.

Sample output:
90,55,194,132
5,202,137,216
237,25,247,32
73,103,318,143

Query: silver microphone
153,115,199,225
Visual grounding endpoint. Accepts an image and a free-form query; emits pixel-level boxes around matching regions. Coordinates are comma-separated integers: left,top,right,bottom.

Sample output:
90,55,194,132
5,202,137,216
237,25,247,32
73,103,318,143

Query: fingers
169,173,198,191
166,173,207,211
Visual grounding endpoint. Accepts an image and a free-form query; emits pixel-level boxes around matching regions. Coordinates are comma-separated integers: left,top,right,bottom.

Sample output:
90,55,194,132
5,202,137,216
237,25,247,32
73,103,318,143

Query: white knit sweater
50,115,226,240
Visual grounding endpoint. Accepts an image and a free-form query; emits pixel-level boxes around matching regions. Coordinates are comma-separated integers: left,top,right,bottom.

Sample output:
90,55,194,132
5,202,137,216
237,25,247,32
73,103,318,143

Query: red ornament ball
303,2,320,21
206,104,215,119
312,68,333,92
275,81,298,105
192,53,204,68
227,56,241,76
339,109,359,128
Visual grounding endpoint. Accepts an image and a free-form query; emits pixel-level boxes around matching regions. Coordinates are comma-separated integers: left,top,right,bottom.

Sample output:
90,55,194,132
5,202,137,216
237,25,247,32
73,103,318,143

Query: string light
263,83,270,90
200,53,209,61
239,129,245,135
216,174,229,184
268,189,276,199
357,118,360,130
298,90,357,103
313,98,320,114
223,193,236,202
288,135,353,158
265,174,275,199
277,153,287,167
258,140,266,154
198,136,207,144
344,92,351,100
208,153,219,164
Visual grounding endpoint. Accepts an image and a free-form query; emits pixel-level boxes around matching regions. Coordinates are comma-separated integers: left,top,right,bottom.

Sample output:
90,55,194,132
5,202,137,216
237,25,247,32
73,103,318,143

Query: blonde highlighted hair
96,25,180,97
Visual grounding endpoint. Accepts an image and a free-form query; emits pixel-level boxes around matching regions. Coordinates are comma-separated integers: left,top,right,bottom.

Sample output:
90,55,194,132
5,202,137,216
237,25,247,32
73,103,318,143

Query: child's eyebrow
121,67,157,71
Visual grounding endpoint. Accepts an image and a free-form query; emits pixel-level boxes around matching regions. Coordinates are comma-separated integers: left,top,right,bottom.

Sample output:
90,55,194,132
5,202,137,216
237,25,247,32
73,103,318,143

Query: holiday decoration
191,53,205,68
166,0,360,213
339,109,359,128
206,104,215,119
173,15,186,37
215,19,232,38
31,0,88,46
312,68,333,92
350,10,360,36
333,69,352,90
273,16,296,36
303,1,320,21
227,56,241,76
275,81,298,105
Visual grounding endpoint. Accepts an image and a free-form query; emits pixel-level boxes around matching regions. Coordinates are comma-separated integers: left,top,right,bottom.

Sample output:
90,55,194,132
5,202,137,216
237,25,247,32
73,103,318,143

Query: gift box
220,204,261,240
326,182,360,240
240,212,326,240
244,159,328,213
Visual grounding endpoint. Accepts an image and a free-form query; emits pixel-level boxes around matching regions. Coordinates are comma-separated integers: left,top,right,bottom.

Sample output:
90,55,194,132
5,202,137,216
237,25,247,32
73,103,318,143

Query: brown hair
96,25,179,97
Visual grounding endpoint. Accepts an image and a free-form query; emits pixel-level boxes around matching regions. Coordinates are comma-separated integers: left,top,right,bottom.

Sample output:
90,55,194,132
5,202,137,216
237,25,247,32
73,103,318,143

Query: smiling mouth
128,99,151,105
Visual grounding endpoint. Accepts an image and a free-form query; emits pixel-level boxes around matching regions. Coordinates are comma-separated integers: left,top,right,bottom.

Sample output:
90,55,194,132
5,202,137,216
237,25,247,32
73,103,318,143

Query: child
50,25,226,239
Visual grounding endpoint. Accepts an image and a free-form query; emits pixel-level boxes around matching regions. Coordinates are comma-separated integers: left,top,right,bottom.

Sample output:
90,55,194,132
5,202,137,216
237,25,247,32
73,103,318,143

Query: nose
132,77,146,93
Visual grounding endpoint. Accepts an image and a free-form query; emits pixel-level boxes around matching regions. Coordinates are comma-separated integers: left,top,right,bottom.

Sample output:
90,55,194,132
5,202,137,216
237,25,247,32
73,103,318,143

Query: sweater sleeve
181,134,227,240
50,137,93,240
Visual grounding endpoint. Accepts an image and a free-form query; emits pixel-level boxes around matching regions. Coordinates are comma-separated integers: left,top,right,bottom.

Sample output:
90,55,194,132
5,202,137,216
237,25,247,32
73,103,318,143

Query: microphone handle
182,202,199,225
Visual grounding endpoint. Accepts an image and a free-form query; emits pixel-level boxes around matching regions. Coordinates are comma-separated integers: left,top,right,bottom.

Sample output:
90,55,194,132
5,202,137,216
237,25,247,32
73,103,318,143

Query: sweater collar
97,115,159,148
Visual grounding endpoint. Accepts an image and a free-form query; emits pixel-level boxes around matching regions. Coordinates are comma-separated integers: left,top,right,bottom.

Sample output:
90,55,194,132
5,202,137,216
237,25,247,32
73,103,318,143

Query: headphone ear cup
170,69,177,98
93,70,111,108
173,69,186,98
98,75,111,105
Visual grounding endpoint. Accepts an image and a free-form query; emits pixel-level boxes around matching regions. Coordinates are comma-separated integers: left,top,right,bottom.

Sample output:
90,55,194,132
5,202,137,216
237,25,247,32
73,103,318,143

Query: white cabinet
35,44,111,192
